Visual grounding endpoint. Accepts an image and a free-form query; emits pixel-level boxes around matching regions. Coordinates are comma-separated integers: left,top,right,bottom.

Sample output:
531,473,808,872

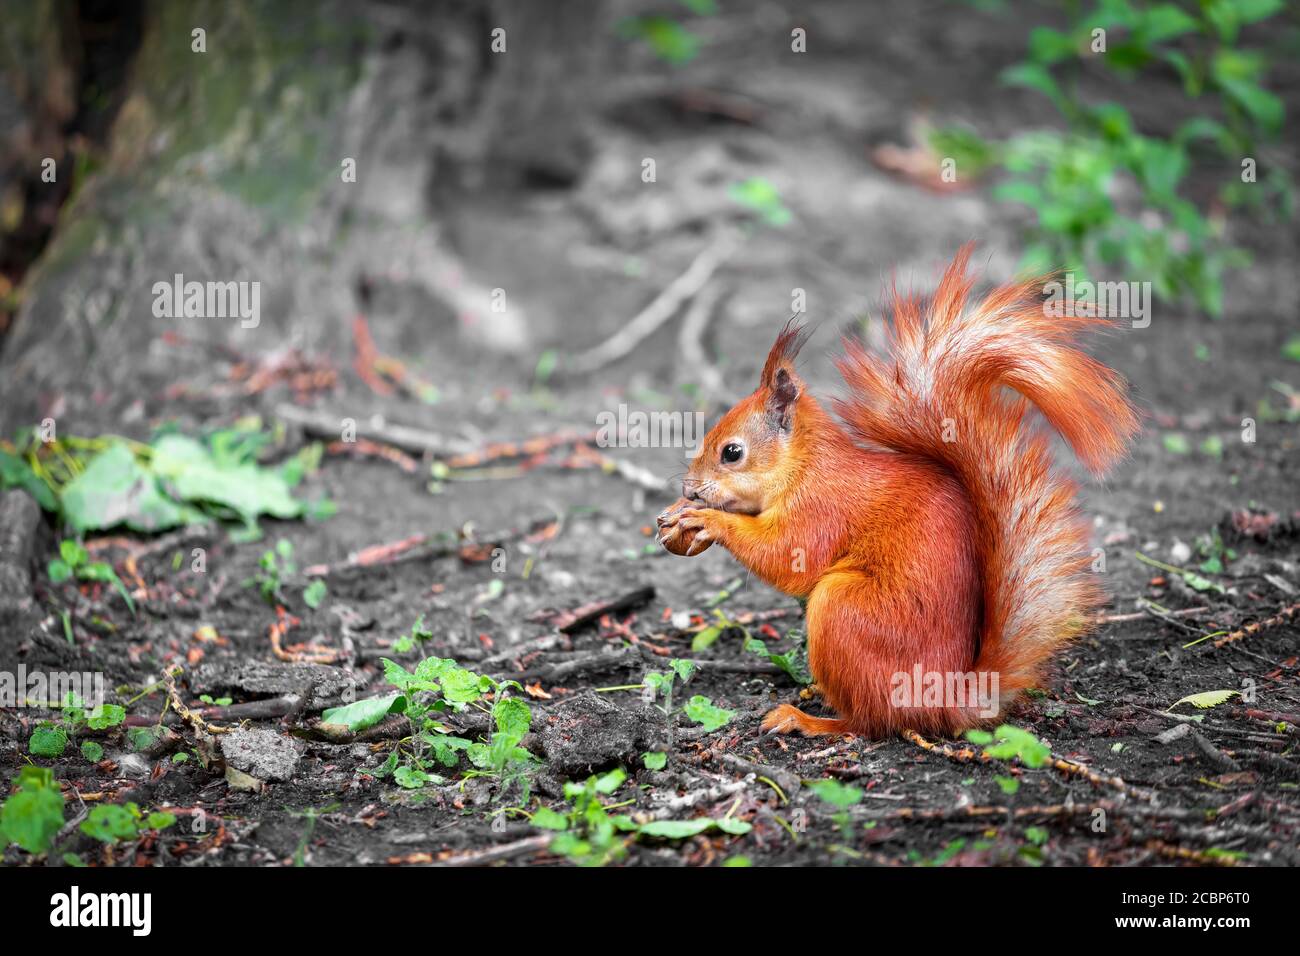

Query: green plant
321,650,538,799
0,767,65,854
808,778,863,843
965,724,1052,768
27,693,125,759
79,802,175,843
0,422,330,540
391,614,434,654
1195,527,1237,573
683,695,736,732
617,0,716,64
728,177,793,227
744,630,812,685
246,538,295,605
532,767,751,867
48,539,136,614
942,0,1290,315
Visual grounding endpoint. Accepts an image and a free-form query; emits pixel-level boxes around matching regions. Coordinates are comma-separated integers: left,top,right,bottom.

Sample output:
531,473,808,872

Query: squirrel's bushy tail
834,245,1139,710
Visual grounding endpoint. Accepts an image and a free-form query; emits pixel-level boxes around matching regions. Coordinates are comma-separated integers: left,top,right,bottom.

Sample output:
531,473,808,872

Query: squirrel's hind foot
761,703,853,737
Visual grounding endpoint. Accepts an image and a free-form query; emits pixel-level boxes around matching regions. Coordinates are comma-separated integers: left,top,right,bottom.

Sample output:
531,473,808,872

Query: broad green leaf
151,434,302,526
60,444,190,533
493,697,531,742
0,449,58,511
1168,689,1238,711
807,778,863,808
637,819,713,839
319,692,404,733
303,579,327,609
0,768,64,854
29,724,67,758
683,695,735,732
531,806,569,831
86,704,125,730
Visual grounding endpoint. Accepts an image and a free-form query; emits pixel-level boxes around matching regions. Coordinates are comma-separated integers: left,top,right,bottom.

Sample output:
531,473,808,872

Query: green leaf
0,767,65,854
594,768,626,795
393,765,430,789
86,704,125,730
1162,433,1191,455
319,692,404,733
80,804,142,843
668,659,697,683
48,559,73,583
1000,63,1061,104
807,778,863,808
979,724,1051,768
1027,27,1076,64
531,806,569,831
690,625,723,652
0,449,58,511
29,723,68,758
1168,690,1239,712
302,579,327,609
1025,826,1048,845
637,819,713,839
81,741,104,762
127,725,162,751
1282,337,1300,362
151,434,303,528
493,697,532,742
642,751,667,771
683,695,735,732
60,443,190,534
995,775,1020,795
1139,4,1199,43
59,539,88,567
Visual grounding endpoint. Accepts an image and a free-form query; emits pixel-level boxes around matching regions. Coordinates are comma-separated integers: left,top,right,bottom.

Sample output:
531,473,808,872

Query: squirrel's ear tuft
765,367,800,432
760,318,811,390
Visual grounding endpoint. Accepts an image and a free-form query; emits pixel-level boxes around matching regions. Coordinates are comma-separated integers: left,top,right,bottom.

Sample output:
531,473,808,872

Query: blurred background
0,0,1297,613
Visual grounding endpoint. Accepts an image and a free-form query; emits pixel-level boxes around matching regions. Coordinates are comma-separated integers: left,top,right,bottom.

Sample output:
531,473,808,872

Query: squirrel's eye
720,442,744,464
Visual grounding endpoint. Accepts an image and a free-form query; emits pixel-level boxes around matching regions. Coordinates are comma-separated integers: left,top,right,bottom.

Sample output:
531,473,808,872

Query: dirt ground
0,0,1297,868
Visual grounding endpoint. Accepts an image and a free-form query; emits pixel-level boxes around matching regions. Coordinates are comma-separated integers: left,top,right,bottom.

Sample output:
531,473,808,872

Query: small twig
432,834,552,867
901,729,1155,802
277,404,471,457
1145,839,1242,867
164,667,231,736
1189,730,1241,773
1211,600,1300,648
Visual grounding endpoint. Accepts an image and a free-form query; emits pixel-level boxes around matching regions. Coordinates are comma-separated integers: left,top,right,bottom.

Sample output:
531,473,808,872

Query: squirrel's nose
681,477,700,500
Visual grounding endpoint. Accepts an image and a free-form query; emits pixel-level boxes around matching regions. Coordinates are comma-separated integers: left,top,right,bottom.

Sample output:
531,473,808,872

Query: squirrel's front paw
656,499,716,556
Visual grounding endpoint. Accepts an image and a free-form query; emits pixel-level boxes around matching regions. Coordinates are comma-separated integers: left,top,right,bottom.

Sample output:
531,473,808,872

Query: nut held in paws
656,497,712,556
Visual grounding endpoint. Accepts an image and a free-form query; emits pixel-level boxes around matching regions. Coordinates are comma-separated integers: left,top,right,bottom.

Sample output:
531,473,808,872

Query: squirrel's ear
765,367,800,432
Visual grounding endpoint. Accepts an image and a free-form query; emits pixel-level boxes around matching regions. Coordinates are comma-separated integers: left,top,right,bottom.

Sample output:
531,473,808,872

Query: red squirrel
657,246,1139,738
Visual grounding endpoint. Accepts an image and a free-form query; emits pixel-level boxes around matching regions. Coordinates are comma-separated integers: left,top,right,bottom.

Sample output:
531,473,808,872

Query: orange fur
660,245,1139,738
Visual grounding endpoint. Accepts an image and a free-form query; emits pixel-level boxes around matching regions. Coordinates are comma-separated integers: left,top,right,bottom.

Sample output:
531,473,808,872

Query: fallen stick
277,404,471,457
433,834,552,867
901,729,1155,802
534,586,657,634
565,228,742,375
1211,600,1300,648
